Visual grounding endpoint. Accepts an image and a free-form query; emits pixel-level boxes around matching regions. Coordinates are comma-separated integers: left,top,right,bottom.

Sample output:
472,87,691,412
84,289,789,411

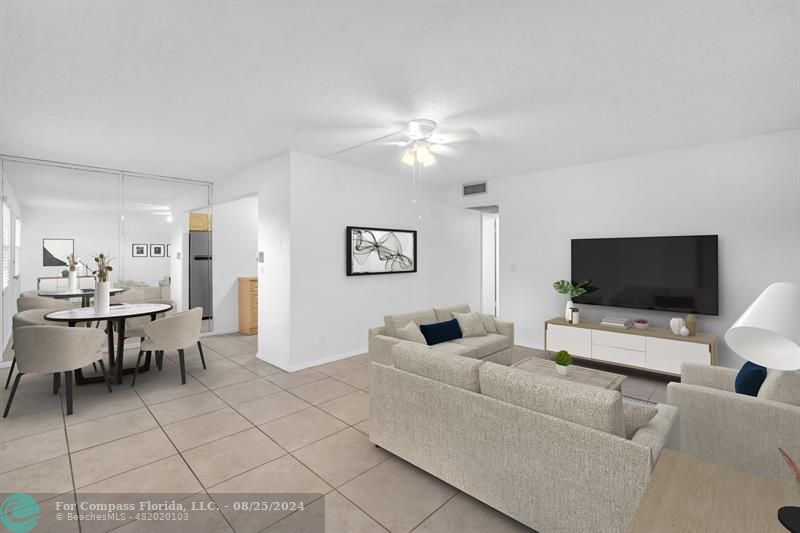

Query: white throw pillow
396,321,427,344
622,401,658,439
479,313,498,334
453,311,488,338
758,369,800,407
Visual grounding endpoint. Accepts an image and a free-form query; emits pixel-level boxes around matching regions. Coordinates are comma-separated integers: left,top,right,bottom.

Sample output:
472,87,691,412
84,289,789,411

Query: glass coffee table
512,355,626,391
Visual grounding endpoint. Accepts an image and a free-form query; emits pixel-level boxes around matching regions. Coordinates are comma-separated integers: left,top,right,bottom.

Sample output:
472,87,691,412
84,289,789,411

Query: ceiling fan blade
429,127,479,145
429,144,459,157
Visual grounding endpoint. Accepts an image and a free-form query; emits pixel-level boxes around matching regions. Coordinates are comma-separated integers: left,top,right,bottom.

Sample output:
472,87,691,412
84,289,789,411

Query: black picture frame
150,244,166,257
42,238,74,267
132,244,148,257
346,226,417,276
166,244,171,257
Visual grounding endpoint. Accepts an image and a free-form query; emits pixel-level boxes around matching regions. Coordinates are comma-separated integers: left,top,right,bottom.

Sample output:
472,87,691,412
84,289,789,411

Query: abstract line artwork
346,226,417,276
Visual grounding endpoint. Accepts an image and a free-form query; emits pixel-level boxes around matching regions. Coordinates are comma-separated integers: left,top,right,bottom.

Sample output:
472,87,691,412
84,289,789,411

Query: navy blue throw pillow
735,361,767,396
419,319,463,346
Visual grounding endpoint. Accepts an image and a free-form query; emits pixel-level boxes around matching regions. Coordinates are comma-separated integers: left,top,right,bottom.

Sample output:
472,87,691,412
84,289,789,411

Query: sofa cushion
735,361,768,396
396,322,426,344
453,311,487,338
757,369,800,407
394,343,483,392
431,341,479,359
622,400,659,439
420,319,463,346
384,308,438,337
433,304,471,322
451,334,510,359
479,313,498,334
479,362,625,437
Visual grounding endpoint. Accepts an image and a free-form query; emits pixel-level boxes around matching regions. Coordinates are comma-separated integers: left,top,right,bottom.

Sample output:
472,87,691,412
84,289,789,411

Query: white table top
38,287,126,297
45,303,173,321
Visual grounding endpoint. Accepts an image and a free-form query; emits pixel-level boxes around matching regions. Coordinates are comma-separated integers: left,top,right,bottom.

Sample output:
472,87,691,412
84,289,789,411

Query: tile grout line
119,362,241,533
56,380,83,533
408,490,461,533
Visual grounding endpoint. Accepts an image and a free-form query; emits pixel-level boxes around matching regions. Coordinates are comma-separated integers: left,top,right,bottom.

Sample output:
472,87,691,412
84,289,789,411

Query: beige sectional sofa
368,303,514,366
370,342,677,533
667,362,800,483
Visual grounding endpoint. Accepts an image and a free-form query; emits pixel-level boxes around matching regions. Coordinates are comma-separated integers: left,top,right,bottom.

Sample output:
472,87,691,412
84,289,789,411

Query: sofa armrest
667,381,800,482
680,362,737,392
629,403,677,466
369,334,402,366
495,319,514,346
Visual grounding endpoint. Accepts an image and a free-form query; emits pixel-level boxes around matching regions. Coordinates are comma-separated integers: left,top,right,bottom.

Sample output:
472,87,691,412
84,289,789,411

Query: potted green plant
92,253,114,314
553,279,593,320
554,350,572,376
66,254,80,292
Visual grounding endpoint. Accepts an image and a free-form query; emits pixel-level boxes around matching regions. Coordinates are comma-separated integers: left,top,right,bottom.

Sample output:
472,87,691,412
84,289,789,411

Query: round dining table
38,287,126,307
45,303,173,385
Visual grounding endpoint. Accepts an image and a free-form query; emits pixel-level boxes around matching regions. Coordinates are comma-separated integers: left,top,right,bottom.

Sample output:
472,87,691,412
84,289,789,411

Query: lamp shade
725,282,800,370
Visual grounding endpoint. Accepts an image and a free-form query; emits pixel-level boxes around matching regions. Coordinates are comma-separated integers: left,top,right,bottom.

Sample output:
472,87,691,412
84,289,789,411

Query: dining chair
123,299,176,344
132,307,204,386
5,309,70,390
17,296,78,312
4,325,110,417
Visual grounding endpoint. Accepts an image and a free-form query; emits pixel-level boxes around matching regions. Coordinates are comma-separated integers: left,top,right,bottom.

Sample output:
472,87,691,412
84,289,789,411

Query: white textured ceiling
1,1,798,185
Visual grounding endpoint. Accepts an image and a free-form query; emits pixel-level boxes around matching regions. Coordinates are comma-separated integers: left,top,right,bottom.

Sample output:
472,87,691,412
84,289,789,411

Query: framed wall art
346,226,417,276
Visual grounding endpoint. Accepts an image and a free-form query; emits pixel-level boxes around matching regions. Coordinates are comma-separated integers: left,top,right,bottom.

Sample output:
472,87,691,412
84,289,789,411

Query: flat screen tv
571,235,718,315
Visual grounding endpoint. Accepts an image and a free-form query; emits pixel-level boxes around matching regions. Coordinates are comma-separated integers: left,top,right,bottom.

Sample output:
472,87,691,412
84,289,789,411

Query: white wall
288,152,481,368
215,153,293,367
214,151,482,370
449,130,800,368
1,177,22,360
20,207,172,291
212,196,258,333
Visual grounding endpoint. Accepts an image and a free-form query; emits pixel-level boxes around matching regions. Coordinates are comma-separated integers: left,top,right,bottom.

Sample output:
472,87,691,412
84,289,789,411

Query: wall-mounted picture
132,244,148,257
166,244,171,257
43,238,74,267
346,226,417,276
150,244,165,257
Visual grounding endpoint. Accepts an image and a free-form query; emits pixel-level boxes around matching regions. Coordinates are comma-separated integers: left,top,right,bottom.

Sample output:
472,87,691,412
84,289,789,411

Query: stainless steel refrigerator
189,231,212,319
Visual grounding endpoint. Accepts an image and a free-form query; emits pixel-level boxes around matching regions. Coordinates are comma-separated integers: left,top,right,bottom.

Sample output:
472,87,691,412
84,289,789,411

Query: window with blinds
14,217,21,278
2,202,10,290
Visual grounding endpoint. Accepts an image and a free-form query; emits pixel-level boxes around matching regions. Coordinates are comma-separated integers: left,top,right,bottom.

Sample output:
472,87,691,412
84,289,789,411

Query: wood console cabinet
544,317,717,376
238,277,258,335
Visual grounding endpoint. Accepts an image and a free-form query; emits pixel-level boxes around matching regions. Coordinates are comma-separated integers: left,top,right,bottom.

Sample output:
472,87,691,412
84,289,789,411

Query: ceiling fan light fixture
400,148,416,166
415,142,436,166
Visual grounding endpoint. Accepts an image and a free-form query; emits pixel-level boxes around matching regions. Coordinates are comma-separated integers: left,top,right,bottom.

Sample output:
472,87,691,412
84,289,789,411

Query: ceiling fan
380,119,479,167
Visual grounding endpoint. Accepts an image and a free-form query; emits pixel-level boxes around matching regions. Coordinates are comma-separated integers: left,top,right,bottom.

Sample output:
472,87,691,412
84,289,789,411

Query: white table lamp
725,282,800,371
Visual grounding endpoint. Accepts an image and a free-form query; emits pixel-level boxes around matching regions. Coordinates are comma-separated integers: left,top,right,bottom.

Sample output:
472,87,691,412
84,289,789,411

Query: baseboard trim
202,328,240,337
256,348,367,373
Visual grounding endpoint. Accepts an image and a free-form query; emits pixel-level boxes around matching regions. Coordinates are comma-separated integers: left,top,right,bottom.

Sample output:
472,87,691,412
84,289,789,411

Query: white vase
565,299,573,321
556,364,569,376
68,270,79,292
94,281,110,315
670,317,685,335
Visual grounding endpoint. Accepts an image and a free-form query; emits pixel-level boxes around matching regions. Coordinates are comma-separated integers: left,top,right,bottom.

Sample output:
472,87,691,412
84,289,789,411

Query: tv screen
571,235,718,315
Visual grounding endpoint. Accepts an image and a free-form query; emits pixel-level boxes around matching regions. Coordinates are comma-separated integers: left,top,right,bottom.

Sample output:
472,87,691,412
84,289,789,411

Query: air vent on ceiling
463,182,487,196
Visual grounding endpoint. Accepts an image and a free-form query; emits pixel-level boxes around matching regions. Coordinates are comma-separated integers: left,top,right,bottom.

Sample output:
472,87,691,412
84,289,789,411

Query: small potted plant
66,254,80,292
554,350,572,376
92,253,114,314
553,279,594,320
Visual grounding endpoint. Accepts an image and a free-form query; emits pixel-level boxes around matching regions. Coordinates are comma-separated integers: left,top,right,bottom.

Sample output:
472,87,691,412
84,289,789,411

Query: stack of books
601,316,633,329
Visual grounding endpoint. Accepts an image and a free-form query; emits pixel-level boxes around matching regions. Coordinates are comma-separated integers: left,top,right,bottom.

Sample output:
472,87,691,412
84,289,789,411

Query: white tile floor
0,336,670,533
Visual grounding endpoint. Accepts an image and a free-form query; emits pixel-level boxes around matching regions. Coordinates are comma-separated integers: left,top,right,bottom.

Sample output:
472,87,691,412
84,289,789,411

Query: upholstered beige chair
17,296,78,312
123,299,176,343
5,310,69,390
4,326,109,417
132,307,205,385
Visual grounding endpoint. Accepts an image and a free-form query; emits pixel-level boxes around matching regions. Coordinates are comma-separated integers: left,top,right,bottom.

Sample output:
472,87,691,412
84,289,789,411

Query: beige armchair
17,296,78,312
4,326,109,417
132,307,204,385
667,362,800,483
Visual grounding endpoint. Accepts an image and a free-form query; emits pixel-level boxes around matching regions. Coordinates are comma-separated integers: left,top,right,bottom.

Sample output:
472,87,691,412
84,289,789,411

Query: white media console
544,317,718,376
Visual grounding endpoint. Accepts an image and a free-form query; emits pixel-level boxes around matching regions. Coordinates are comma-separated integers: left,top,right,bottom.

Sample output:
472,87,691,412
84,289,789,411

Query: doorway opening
470,205,499,316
